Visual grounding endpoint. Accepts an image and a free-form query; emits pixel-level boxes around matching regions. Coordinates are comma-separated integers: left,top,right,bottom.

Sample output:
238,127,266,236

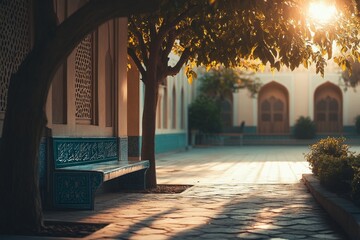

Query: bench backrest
53,137,118,168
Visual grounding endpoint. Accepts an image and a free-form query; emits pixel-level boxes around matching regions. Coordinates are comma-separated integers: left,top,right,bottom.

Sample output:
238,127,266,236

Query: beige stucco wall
142,51,191,136
234,62,360,130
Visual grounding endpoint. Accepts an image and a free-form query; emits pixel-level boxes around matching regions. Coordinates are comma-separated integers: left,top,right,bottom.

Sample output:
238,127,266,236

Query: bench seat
218,133,243,146
50,137,149,210
59,160,149,182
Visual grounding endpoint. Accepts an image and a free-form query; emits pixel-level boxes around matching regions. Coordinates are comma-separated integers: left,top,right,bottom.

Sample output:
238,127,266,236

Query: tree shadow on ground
168,185,347,240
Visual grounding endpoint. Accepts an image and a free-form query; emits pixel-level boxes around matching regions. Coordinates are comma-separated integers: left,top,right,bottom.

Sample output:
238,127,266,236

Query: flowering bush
306,137,360,205
305,137,349,176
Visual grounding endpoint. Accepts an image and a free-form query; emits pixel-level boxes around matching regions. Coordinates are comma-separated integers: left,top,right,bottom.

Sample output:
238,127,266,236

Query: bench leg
52,171,103,210
118,169,148,190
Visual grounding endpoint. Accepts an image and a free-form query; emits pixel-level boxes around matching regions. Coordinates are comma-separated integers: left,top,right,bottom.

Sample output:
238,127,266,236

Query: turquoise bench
50,137,149,210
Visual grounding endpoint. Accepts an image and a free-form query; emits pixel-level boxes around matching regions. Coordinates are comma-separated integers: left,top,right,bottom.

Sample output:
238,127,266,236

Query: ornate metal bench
50,137,149,210
218,121,245,146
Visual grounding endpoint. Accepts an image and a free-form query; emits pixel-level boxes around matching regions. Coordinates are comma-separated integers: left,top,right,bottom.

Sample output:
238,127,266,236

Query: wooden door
258,82,289,134
315,94,342,133
314,83,342,133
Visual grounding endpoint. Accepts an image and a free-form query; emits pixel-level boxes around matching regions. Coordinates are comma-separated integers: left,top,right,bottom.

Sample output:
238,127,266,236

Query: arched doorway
258,82,289,134
314,82,342,133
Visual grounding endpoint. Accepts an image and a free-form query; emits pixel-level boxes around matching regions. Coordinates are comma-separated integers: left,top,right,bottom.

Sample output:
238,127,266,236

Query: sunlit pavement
42,145,358,239
156,146,312,185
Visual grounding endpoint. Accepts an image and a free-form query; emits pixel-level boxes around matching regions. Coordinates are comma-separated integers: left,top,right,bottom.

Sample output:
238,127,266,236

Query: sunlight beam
308,1,338,25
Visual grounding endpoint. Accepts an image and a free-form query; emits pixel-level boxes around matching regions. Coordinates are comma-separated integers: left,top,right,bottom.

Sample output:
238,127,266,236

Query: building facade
221,64,360,137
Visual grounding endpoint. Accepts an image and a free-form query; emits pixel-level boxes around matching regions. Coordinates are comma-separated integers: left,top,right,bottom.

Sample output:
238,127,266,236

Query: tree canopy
129,0,360,81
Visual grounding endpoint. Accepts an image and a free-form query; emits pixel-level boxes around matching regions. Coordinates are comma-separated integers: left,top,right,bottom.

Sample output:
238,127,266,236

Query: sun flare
308,2,337,25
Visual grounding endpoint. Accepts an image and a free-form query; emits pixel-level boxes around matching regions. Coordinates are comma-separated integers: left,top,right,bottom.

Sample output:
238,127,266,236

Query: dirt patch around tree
121,184,193,194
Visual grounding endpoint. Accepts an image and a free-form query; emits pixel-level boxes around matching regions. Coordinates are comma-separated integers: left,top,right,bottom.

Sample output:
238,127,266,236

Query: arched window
258,81,289,134
74,0,97,125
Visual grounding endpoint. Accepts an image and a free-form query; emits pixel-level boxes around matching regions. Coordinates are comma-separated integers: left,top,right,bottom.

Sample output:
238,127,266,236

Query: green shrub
355,115,360,134
305,137,349,176
293,116,316,139
352,167,360,205
317,154,353,192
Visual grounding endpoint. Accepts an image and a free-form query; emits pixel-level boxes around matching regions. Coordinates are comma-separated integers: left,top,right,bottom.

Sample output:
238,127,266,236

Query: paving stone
271,234,308,239
202,227,241,234
247,229,283,236
312,234,344,239
200,233,238,239
237,232,268,239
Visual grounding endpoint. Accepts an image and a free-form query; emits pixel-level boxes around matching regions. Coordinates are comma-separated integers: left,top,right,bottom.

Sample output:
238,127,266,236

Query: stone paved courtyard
78,183,346,239
9,146,360,239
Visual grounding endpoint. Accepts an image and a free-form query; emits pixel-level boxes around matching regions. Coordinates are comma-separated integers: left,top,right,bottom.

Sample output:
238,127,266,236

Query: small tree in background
188,95,222,135
198,68,262,101
189,95,221,134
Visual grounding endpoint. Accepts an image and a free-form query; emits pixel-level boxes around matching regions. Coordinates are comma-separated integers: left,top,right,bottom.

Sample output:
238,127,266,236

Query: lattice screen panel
75,34,93,121
0,0,31,112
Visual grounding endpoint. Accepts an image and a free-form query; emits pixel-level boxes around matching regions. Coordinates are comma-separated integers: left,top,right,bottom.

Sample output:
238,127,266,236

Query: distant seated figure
239,121,245,133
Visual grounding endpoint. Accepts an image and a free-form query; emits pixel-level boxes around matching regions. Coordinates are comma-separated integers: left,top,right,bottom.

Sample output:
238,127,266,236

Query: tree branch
129,17,149,67
162,30,177,62
149,17,157,41
33,0,58,44
158,4,199,39
165,48,191,77
128,47,146,80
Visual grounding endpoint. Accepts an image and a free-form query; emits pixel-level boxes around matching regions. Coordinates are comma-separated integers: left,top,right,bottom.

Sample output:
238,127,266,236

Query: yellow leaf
188,75,193,84
341,62,347,71
303,60,308,69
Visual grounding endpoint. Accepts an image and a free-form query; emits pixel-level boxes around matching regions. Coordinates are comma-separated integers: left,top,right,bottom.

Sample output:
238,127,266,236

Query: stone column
116,17,128,161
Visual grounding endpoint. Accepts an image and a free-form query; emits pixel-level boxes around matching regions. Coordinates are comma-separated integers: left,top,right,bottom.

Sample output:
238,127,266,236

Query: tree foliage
342,60,360,89
130,0,360,79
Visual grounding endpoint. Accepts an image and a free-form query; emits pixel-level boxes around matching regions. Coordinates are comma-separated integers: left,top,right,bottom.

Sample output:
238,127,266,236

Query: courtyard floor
12,145,360,239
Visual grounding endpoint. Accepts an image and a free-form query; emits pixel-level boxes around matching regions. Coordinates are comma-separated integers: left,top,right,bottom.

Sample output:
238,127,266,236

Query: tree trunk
0,0,157,233
0,61,47,234
141,76,159,189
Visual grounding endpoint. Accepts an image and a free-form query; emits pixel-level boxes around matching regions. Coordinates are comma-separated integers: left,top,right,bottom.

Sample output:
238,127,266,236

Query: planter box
303,174,360,240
